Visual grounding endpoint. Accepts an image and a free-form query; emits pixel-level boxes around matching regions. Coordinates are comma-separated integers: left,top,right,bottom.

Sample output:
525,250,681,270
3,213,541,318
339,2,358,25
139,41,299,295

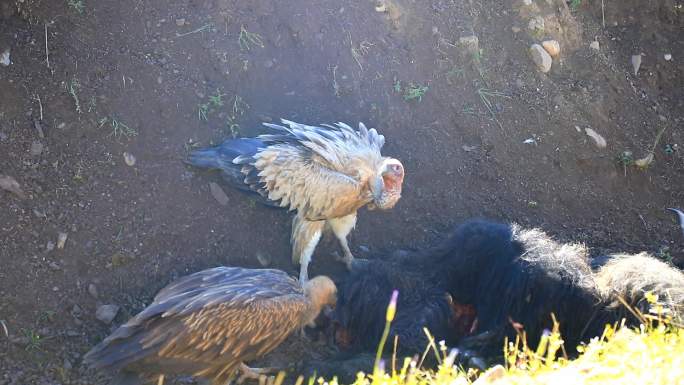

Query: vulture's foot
236,363,278,385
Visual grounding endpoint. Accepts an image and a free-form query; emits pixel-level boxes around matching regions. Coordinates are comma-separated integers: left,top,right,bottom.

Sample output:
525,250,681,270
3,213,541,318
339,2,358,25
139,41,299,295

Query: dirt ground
0,0,682,384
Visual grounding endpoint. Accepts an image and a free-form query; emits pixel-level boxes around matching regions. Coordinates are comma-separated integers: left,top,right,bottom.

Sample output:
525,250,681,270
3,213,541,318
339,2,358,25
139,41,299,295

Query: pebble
209,182,229,206
542,40,560,58
585,128,607,148
0,131,7,141
88,283,98,298
523,0,533,5
631,54,641,76
57,232,68,249
511,26,521,33
30,141,43,157
590,41,600,50
529,44,552,73
527,16,545,33
459,35,479,55
95,304,120,324
175,18,185,26
57,122,66,129
123,152,136,166
664,53,672,61
157,76,163,84
0,48,10,66
46,241,55,252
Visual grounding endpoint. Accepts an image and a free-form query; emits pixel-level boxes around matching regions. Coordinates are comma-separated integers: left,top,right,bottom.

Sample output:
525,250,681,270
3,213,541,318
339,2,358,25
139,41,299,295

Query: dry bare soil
1,0,682,384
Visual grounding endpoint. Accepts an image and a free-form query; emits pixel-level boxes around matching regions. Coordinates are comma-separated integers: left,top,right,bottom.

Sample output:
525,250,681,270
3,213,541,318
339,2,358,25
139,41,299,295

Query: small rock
529,44,552,73
57,122,66,129
664,53,672,61
585,128,607,148
511,26,521,33
263,59,274,68
631,54,642,76
462,145,477,152
0,131,7,141
57,232,68,249
527,16,544,33
0,175,26,199
48,261,60,270
88,283,98,298
175,18,185,26
30,141,43,157
209,182,229,206
459,35,479,55
123,152,136,166
256,253,271,267
95,304,120,324
542,40,560,58
65,330,80,337
358,245,370,254
523,0,533,5
0,48,10,66
156,76,163,84
589,41,600,50
46,241,55,252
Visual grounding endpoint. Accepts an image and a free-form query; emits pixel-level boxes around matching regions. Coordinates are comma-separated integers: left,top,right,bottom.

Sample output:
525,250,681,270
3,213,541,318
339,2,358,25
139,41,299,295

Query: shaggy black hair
330,219,684,369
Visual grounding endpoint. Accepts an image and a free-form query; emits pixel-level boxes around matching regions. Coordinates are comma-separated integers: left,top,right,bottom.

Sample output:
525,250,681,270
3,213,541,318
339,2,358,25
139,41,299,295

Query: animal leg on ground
291,216,324,284
328,213,357,269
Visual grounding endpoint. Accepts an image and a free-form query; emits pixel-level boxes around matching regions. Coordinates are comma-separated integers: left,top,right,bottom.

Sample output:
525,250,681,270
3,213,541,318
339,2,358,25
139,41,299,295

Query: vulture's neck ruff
374,158,404,210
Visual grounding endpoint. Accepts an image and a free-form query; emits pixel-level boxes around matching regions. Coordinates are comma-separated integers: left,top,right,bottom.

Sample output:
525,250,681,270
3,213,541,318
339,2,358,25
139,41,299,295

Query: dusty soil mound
0,0,682,383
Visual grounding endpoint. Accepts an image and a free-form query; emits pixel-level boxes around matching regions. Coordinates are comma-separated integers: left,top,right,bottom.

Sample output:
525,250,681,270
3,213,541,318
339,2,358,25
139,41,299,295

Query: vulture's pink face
371,158,404,210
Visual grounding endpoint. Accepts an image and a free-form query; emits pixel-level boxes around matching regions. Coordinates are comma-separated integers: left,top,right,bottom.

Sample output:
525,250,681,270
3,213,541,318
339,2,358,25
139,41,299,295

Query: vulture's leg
328,213,357,269
156,375,165,385
291,216,324,284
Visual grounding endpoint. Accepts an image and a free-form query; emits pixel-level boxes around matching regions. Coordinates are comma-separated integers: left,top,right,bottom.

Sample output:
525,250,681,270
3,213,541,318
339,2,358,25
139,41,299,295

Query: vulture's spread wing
235,120,386,220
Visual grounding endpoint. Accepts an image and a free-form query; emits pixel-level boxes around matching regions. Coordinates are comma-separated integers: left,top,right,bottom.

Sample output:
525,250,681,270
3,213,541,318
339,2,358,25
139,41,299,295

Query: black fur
332,219,684,367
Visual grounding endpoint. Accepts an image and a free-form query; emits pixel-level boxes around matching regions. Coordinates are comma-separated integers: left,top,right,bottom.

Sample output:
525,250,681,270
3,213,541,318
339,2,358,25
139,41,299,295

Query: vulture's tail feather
186,138,282,208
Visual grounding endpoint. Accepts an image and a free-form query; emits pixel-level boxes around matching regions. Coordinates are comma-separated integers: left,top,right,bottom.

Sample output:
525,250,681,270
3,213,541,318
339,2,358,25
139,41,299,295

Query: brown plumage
83,267,337,385
187,119,405,283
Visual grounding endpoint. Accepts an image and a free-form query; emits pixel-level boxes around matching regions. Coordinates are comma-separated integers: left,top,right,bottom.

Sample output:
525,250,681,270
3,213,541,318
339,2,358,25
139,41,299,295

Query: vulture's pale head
305,276,337,308
369,158,404,210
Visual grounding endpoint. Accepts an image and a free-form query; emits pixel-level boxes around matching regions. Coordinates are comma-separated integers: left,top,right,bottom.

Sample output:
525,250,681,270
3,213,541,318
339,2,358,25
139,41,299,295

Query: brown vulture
84,267,337,385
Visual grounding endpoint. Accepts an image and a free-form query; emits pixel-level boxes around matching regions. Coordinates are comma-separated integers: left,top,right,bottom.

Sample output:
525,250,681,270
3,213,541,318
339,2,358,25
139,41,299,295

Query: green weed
67,0,84,14
66,78,82,114
403,83,429,102
22,328,43,352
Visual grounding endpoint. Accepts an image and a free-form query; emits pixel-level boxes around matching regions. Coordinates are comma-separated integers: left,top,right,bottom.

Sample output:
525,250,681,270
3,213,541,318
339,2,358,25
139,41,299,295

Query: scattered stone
57,232,68,249
0,175,26,199
123,152,136,166
511,26,521,33
156,76,163,84
584,128,607,148
175,18,186,26
459,35,479,58
263,59,274,68
527,16,544,34
523,0,533,5
462,145,477,152
57,122,66,129
523,137,537,144
631,54,642,76
209,182,229,206
88,283,98,299
256,253,270,267
0,131,7,141
542,40,560,58
0,48,10,66
95,304,120,324
48,261,60,270
30,141,43,157
589,41,600,50
46,241,55,252
664,53,672,61
65,330,81,337
529,44,552,73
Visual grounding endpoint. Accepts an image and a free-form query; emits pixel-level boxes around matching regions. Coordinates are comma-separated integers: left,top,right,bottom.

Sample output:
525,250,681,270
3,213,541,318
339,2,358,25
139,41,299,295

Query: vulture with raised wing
187,119,405,283
84,267,337,385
